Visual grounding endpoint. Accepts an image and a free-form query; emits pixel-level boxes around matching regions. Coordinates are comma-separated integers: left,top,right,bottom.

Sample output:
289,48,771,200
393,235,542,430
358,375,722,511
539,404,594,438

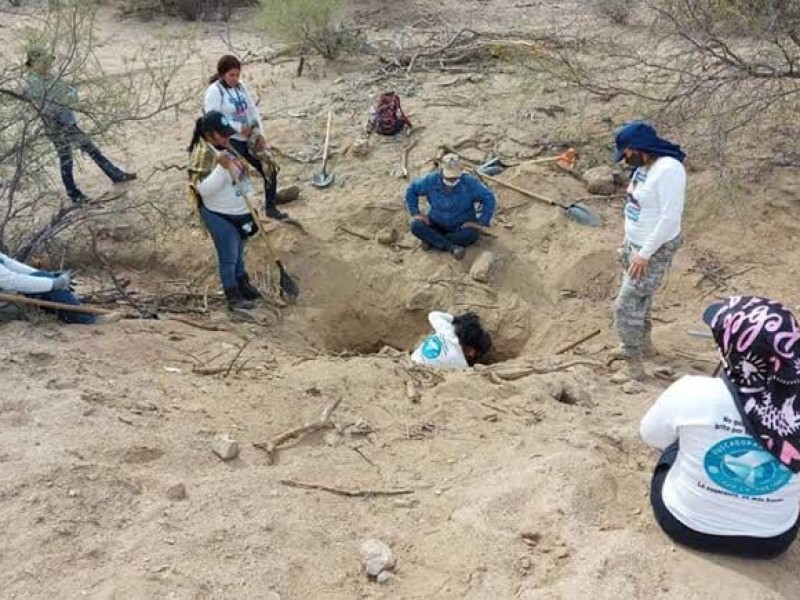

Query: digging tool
0,292,121,316
311,110,334,188
401,139,418,179
478,171,600,227
522,148,579,169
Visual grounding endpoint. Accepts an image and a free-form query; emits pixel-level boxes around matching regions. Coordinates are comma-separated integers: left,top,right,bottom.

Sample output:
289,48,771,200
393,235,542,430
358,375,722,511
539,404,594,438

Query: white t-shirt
196,160,250,216
641,376,800,537
203,80,263,143
411,312,468,370
624,156,686,260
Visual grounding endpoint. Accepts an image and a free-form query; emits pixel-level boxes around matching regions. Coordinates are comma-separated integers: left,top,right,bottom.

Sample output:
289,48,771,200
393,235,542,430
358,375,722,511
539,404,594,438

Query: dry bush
117,0,259,21
589,0,641,24
259,0,359,60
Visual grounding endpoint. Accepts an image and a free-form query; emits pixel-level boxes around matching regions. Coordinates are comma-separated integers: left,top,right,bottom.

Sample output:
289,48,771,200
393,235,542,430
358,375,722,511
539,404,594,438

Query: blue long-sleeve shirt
405,172,496,229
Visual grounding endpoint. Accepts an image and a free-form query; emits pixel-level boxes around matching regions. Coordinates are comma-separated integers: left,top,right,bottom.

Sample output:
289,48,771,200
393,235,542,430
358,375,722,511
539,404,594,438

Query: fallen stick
0,292,117,316
254,396,343,465
279,479,414,498
555,329,601,355
401,139,418,179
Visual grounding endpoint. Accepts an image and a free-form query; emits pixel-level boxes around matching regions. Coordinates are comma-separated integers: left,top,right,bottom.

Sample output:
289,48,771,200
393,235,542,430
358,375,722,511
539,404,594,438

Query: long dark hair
208,54,242,85
453,312,492,363
187,117,203,153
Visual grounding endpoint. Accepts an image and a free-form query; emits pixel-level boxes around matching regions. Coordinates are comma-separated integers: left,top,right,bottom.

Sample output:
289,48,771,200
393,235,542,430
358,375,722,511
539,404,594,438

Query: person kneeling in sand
0,251,117,325
405,154,495,260
411,311,492,369
640,296,800,558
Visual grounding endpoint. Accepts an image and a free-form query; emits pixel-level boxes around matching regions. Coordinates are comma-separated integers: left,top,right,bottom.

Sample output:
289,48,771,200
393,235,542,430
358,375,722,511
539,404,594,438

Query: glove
51,271,72,291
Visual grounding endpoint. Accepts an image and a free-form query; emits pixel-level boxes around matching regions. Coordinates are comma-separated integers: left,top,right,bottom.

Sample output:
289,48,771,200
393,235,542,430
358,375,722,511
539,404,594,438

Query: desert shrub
118,0,259,21
589,0,640,25
260,0,357,60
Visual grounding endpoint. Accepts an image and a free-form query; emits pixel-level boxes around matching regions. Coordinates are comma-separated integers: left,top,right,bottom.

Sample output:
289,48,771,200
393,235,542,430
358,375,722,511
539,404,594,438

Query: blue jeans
409,218,480,251
229,138,278,212
200,206,247,290
48,123,125,200
27,271,95,325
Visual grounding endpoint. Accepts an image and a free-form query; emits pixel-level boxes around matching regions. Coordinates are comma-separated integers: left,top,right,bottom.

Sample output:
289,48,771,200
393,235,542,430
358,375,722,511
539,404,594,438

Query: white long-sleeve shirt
0,251,54,294
624,156,686,260
203,80,263,143
641,376,800,537
411,311,469,369
196,161,251,216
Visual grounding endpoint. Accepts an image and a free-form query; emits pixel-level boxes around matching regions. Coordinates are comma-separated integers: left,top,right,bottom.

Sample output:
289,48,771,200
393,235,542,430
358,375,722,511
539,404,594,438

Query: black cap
201,111,236,137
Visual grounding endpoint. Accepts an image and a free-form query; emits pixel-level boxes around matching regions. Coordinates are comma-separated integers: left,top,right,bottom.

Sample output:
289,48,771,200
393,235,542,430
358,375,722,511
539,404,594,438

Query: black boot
224,286,255,311
237,273,261,301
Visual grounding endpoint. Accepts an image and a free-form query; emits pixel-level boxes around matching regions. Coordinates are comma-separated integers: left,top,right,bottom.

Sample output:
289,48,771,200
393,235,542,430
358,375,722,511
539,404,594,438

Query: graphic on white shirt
624,168,647,223
411,311,468,370
704,436,792,496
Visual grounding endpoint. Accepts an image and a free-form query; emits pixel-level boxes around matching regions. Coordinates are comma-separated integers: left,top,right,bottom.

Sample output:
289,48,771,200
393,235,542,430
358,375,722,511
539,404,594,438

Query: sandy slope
2,2,800,599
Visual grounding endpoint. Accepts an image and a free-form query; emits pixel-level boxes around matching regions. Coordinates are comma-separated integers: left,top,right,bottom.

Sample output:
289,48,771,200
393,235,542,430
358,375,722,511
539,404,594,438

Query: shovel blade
311,173,335,188
565,202,600,227
277,261,300,301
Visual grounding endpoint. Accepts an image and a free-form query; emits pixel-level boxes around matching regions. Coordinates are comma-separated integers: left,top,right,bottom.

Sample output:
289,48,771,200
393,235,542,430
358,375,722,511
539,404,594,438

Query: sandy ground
2,2,800,598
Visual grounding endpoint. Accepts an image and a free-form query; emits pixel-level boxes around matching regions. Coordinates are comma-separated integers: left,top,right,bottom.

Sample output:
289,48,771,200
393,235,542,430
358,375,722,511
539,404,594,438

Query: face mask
443,177,459,187
625,152,645,168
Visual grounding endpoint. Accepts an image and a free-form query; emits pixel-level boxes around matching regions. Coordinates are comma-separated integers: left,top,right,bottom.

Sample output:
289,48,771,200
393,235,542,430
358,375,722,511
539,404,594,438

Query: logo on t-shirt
704,436,792,496
421,334,443,360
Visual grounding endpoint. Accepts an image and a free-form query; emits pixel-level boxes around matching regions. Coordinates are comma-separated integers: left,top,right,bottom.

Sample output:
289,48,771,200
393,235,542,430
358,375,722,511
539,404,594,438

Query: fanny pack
221,212,259,239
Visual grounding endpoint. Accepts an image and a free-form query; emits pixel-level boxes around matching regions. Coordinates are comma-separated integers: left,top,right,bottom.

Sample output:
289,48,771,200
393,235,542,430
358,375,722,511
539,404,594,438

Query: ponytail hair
208,54,242,86
187,117,204,153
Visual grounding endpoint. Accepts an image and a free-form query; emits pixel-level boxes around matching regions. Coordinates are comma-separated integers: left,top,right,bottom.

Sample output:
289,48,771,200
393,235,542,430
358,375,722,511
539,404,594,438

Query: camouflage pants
614,235,682,357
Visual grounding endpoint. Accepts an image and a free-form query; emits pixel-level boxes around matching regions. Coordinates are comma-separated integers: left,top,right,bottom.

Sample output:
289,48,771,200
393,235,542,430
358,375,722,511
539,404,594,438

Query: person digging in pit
405,154,496,260
187,111,262,312
611,121,686,382
0,251,119,325
411,311,492,369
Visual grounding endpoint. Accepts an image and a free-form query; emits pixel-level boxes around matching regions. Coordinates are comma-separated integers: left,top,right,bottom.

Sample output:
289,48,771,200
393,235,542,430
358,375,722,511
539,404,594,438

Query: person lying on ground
640,296,800,559
411,311,492,369
405,154,495,260
611,121,686,381
25,47,136,204
0,251,117,325
203,54,298,221
187,111,262,312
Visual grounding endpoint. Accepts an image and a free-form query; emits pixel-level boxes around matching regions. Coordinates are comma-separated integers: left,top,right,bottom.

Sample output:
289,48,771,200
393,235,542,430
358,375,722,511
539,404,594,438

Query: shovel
478,171,600,227
311,110,334,188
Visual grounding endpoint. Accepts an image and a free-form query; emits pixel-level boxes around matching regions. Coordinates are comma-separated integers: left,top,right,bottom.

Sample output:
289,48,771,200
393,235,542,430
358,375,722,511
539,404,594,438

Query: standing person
405,154,495,260
25,48,136,204
203,55,296,222
611,121,686,381
187,111,260,311
0,251,117,324
411,311,492,369
640,296,800,558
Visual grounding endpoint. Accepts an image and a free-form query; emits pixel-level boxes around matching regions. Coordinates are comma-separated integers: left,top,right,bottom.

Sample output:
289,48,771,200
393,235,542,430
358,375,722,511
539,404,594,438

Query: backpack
368,91,410,136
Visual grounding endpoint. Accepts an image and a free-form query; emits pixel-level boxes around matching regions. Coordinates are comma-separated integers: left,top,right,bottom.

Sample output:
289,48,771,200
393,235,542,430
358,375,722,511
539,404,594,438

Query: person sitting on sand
405,154,495,260
411,311,492,369
0,251,117,325
640,296,800,559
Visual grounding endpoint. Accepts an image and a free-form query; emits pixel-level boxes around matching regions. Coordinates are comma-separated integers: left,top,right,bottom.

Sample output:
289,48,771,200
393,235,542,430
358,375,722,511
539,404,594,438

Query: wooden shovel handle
477,171,561,207
321,110,333,174
0,292,114,316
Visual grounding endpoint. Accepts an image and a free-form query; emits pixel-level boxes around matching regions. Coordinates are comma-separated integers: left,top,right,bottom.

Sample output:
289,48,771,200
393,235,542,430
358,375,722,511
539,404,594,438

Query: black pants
650,442,799,559
229,138,278,212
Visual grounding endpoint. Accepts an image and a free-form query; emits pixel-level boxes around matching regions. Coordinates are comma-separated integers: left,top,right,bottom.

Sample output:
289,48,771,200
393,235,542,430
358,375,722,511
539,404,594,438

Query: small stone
393,498,418,508
622,381,644,395
469,251,495,283
323,431,342,447
360,539,396,577
211,434,240,461
67,489,79,498
376,228,398,245
556,548,570,559
165,483,187,501
520,556,532,570
351,137,370,158
376,571,392,584
610,371,629,384
583,166,616,195
404,285,436,311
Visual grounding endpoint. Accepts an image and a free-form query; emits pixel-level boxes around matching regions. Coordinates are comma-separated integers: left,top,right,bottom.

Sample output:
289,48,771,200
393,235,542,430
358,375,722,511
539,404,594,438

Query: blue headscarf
613,121,686,163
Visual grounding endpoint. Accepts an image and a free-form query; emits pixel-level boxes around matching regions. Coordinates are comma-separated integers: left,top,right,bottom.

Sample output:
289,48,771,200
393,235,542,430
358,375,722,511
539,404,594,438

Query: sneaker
451,245,466,260
113,172,137,184
275,185,300,205
70,192,89,205
611,358,645,383
265,207,288,221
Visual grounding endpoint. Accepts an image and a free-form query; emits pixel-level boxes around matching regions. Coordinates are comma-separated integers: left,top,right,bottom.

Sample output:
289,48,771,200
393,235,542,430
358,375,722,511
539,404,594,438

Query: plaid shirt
187,138,216,183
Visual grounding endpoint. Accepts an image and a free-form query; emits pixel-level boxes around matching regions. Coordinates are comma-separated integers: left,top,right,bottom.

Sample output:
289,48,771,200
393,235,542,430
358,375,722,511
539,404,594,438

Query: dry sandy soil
2,1,800,599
